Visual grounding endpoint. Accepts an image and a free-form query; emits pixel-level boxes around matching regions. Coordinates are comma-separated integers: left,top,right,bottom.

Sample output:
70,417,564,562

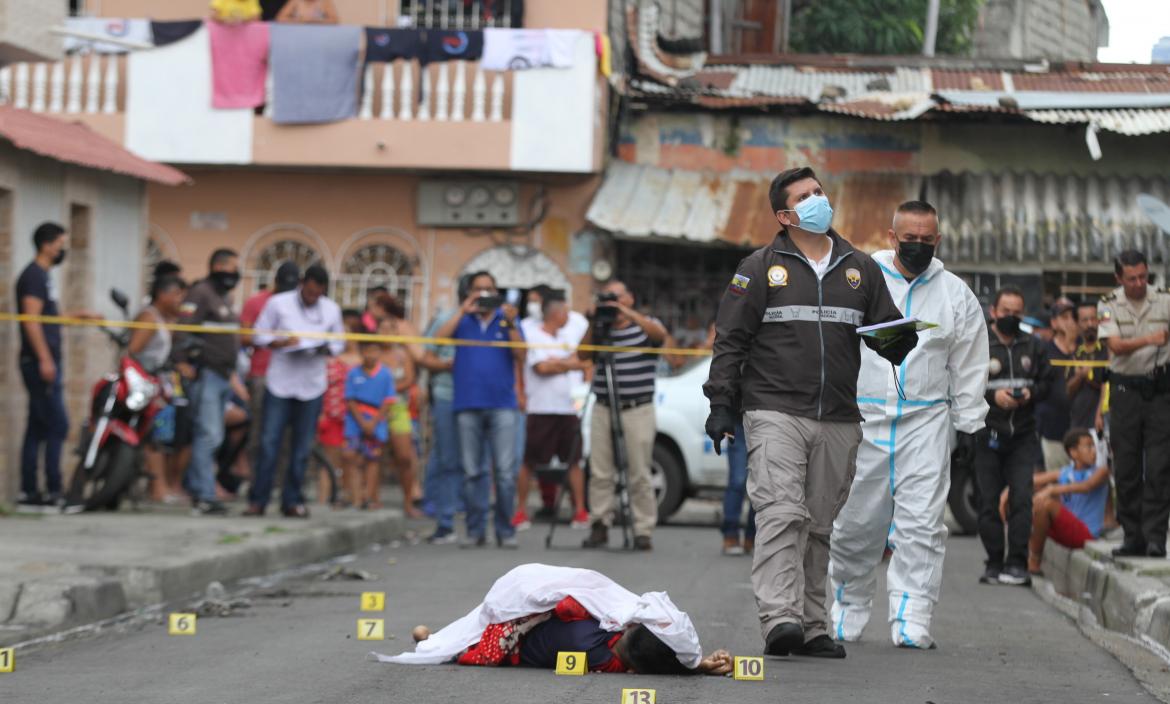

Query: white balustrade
398,63,414,120
263,70,273,118
31,63,47,112
84,57,100,113
471,66,486,122
451,61,466,121
66,56,83,113
435,63,450,121
489,73,504,122
48,62,65,113
102,56,118,113
14,63,29,110
379,62,395,119
359,64,374,119
418,65,432,121
0,66,10,105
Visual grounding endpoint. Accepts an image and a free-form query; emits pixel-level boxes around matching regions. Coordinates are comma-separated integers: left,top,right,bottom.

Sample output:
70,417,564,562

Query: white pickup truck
581,357,979,532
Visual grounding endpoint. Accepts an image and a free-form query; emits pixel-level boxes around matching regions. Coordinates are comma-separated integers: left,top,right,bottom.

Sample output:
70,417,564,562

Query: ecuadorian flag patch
729,273,750,295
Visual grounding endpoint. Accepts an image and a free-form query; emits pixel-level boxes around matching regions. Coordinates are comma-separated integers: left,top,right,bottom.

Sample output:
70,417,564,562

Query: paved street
2,520,1160,704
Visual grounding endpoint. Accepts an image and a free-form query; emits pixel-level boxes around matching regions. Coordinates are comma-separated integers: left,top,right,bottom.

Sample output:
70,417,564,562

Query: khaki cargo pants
744,410,862,641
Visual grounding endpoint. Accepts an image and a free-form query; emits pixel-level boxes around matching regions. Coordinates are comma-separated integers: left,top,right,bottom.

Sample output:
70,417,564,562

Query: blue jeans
20,356,68,497
248,390,324,510
427,397,464,532
457,407,519,540
722,422,757,540
187,368,232,502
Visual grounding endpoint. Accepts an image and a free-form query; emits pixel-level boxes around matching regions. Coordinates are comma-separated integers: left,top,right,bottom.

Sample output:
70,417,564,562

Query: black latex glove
705,405,736,456
878,329,919,366
952,431,976,467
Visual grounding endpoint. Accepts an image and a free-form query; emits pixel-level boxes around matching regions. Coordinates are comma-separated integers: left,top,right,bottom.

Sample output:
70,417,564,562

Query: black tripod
594,339,635,550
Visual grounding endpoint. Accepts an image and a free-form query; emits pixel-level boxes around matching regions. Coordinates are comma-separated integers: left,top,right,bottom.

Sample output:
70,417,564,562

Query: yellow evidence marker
357,618,385,641
361,592,386,612
555,651,588,675
168,613,197,636
0,647,13,673
733,656,764,681
621,688,656,704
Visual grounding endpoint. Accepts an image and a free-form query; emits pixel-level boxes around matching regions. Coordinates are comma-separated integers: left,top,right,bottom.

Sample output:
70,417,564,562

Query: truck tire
652,440,686,523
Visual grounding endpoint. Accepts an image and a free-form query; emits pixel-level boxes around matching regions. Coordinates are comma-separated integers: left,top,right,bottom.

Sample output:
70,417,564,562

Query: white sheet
373,563,703,669
125,25,253,164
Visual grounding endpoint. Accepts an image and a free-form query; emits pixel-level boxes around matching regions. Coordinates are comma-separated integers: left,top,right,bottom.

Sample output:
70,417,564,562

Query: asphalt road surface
4,523,1161,704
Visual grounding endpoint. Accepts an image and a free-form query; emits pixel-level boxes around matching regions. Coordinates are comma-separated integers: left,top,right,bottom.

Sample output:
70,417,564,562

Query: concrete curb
1039,538,1170,654
0,512,407,647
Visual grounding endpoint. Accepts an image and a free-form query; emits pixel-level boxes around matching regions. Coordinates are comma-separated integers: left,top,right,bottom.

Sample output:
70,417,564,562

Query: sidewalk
0,504,408,646
1040,538,1170,653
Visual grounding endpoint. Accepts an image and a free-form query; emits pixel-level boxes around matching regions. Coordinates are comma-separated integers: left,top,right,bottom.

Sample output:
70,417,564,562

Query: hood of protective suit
857,251,989,434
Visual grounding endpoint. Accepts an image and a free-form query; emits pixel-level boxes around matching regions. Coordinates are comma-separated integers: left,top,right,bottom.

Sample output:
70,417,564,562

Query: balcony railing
0,55,511,124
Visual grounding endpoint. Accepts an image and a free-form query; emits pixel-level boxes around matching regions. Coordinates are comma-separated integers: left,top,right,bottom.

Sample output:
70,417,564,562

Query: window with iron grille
398,0,522,29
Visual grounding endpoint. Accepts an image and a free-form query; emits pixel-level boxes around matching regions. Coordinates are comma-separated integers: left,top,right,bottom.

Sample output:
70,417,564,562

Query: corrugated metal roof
0,106,188,185
1023,109,1170,135
720,64,930,99
586,162,775,245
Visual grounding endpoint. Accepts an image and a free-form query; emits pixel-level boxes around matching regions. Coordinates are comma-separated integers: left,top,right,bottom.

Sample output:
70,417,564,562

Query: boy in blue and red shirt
344,340,396,509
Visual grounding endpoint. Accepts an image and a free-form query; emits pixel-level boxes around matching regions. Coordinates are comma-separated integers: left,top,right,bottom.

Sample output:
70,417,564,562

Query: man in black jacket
976,286,1051,586
703,167,918,660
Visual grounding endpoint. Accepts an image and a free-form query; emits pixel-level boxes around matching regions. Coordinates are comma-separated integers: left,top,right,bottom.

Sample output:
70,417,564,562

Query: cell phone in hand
476,294,502,311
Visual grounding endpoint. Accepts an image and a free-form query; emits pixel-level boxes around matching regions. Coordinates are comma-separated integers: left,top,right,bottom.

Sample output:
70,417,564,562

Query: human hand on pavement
697,649,733,675
705,405,736,456
994,389,1019,411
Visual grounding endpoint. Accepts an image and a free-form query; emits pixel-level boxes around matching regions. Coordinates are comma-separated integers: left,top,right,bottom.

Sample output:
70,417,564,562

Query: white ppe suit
829,251,988,648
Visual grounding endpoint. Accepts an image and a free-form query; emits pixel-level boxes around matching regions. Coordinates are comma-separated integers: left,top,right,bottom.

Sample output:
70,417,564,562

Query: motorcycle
64,289,166,512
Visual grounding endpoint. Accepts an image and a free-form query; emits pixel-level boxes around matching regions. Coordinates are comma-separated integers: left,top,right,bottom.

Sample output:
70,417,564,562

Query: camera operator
975,286,1051,586
577,280,667,551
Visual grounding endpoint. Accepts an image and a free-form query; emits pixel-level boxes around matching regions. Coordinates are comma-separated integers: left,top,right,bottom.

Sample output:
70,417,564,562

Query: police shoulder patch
845,268,861,290
179,302,197,315
767,265,788,287
988,357,1002,376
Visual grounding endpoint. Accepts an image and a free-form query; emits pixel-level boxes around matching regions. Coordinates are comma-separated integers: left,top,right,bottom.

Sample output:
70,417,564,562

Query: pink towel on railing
208,20,269,109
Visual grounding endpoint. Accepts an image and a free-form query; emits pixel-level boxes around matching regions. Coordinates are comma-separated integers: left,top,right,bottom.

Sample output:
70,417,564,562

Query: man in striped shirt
578,281,668,551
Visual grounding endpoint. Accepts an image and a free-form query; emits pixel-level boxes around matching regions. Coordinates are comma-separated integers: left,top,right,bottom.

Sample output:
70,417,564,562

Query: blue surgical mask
788,194,834,234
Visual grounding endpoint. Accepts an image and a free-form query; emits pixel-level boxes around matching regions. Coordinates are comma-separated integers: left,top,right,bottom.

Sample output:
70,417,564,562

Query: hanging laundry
210,0,262,23
364,27,425,64
126,25,253,164
481,28,580,71
270,23,362,124
208,20,270,109
594,32,612,78
423,29,484,64
63,17,152,54
151,19,203,47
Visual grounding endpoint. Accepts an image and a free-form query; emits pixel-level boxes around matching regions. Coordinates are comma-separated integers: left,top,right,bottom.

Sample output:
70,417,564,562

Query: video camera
594,291,619,326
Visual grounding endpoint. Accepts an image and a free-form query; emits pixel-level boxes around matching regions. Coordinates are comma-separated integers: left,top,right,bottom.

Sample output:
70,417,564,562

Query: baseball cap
1050,298,1076,318
274,261,301,293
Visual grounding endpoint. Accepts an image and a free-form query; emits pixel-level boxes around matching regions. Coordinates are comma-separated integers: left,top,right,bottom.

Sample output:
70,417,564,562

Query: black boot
764,622,804,656
794,634,847,659
1113,539,1147,557
582,522,608,549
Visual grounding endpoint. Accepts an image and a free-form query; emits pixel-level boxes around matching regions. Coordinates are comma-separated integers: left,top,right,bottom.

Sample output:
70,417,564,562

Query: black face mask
211,271,240,292
1083,328,1098,342
52,249,67,266
995,315,1021,337
896,241,934,276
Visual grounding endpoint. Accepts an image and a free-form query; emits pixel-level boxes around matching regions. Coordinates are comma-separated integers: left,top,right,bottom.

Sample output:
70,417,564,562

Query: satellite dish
1137,193,1170,234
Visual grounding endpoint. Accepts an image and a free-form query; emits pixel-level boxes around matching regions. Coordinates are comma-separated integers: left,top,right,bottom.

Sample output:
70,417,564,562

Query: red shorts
317,417,345,448
1049,503,1093,549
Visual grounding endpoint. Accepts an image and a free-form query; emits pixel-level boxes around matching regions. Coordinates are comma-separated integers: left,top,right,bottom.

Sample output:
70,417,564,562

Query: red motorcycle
64,289,167,512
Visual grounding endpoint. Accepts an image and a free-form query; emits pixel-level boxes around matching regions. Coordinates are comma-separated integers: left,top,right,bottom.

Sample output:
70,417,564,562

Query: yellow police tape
0,312,714,358
1049,359,1111,368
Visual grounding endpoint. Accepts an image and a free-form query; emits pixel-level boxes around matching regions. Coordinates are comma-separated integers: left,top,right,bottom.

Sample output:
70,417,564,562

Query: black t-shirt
1069,340,1109,430
519,617,616,670
1035,339,1074,441
16,261,60,361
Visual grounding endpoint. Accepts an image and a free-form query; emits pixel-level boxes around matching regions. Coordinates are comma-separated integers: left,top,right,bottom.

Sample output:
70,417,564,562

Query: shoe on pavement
16,493,47,513
511,510,532,532
794,634,846,659
498,535,519,549
634,536,653,551
281,504,310,519
978,566,1001,584
192,500,228,516
570,510,591,530
427,529,458,545
744,538,755,555
722,536,745,556
1113,540,1148,558
582,522,608,549
998,565,1032,586
764,622,804,656
460,535,488,549
1148,544,1167,558
242,504,265,517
